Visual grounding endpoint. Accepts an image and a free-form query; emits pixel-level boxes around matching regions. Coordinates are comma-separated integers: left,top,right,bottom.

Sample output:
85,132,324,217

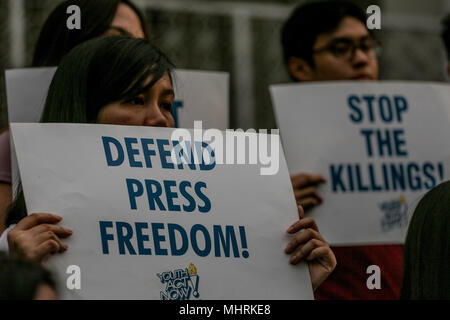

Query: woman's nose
143,103,169,128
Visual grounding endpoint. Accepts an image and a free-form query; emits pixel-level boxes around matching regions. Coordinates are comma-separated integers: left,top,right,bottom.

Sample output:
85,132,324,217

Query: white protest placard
172,70,229,129
10,123,313,300
270,81,450,245
5,68,229,128
5,67,56,123
5,67,229,193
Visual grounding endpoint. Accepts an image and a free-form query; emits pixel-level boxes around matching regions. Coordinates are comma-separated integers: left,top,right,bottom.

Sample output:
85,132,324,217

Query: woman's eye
161,102,173,111
128,97,145,105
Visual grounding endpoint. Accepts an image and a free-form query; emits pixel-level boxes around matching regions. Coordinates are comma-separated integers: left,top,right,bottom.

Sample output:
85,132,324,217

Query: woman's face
103,3,146,39
97,72,175,128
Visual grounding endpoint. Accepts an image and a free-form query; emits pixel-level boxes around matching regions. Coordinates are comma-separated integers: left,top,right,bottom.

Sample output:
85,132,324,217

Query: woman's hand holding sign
7,213,72,264
285,205,337,291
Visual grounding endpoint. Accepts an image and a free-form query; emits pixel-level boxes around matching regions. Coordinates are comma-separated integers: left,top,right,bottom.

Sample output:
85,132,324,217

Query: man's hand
7,213,72,264
290,173,326,210
285,205,337,291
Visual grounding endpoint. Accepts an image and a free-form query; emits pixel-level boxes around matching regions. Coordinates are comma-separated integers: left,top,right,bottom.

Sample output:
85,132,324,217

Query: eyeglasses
313,37,381,61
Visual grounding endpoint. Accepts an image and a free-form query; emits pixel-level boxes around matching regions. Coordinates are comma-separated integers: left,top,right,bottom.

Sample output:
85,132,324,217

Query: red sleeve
314,244,403,300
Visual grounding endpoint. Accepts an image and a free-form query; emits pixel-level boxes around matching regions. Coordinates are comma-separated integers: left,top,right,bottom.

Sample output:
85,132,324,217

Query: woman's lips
353,75,373,80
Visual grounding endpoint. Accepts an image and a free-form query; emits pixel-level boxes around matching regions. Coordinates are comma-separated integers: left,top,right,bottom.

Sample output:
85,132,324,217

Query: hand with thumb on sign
7,213,72,264
285,205,337,292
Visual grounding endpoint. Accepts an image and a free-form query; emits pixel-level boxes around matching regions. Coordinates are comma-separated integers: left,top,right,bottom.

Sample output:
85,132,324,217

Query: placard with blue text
271,81,450,245
10,123,312,299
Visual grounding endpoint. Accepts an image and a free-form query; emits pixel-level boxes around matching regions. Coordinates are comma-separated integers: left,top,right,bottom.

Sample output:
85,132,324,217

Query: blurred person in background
281,1,378,211
280,1,403,300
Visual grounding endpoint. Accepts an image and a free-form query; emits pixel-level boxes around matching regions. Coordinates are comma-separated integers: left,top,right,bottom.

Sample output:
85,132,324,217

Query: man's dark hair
281,1,367,67
442,14,450,61
32,0,150,67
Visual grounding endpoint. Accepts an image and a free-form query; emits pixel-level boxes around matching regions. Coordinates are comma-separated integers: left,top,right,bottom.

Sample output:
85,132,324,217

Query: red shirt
314,244,403,300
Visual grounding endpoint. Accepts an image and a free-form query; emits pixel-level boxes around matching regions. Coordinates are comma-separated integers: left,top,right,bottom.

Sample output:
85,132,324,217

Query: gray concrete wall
0,0,448,129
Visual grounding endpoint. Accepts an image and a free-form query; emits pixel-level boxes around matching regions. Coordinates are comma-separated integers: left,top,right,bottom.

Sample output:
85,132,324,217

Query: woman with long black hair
3,35,336,295
5,35,175,259
0,0,149,234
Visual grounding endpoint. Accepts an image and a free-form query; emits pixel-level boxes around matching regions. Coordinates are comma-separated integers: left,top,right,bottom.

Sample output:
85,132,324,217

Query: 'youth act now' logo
158,263,200,300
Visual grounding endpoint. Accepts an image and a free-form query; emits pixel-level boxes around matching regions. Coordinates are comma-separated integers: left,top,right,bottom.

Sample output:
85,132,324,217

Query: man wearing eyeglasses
282,1,379,83
280,1,403,300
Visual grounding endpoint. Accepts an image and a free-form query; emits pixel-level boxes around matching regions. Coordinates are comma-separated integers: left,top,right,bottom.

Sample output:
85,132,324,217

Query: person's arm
7,213,72,264
290,173,326,210
0,183,12,235
285,205,337,291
